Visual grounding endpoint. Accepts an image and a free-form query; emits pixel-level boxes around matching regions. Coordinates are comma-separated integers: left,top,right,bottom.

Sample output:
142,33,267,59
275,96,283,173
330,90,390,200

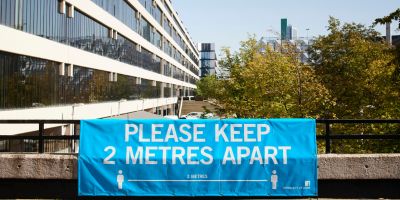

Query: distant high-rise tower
286,25,293,40
198,43,220,77
286,25,298,40
281,18,288,40
292,27,298,40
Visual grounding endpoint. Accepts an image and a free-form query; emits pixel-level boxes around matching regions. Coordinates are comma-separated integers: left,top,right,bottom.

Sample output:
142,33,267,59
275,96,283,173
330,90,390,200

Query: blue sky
172,0,400,55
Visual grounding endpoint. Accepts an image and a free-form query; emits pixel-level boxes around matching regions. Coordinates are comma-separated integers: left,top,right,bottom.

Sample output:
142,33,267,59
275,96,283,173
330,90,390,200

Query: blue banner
78,119,317,196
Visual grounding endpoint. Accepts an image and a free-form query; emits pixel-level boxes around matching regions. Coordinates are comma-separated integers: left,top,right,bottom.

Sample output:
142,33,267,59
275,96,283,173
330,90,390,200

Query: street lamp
306,28,310,40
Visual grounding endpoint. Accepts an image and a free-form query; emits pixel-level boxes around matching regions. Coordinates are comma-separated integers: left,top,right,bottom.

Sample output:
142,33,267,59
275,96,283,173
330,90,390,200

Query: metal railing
317,119,400,153
0,119,399,154
0,120,80,153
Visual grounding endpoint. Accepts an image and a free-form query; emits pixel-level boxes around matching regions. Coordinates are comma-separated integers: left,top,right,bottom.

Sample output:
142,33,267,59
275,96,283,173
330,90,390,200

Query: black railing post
325,122,331,154
38,122,44,153
72,123,77,153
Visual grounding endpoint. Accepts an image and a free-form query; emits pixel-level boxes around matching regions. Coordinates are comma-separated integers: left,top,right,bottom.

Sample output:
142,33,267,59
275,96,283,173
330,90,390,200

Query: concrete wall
0,154,399,180
0,154,77,179
318,154,400,179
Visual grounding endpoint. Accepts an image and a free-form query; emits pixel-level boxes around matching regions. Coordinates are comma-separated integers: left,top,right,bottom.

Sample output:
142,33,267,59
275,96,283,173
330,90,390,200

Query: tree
197,36,332,118
196,75,221,99
308,17,399,119
196,19,399,153
374,8,400,29
374,9,400,93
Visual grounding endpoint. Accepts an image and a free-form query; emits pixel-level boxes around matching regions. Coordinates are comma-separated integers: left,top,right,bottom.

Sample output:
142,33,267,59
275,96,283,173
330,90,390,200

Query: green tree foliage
197,36,332,118
308,17,399,119
196,75,221,99
374,9,400,92
197,17,400,153
307,17,400,153
374,8,400,29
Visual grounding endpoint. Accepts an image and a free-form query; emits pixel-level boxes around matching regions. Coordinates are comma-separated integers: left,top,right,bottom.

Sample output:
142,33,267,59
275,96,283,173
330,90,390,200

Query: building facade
0,0,200,137
259,37,314,64
280,18,287,40
198,43,221,77
286,25,298,40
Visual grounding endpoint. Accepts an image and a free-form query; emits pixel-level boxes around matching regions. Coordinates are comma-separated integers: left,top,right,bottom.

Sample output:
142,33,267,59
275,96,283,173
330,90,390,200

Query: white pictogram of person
117,170,124,190
271,170,278,190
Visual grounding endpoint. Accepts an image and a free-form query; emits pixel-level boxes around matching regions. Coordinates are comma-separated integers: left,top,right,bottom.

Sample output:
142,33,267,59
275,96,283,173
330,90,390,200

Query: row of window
201,52,217,60
139,0,162,24
140,0,198,64
91,0,199,75
0,51,182,110
200,43,215,51
200,59,218,77
0,0,197,83
158,0,199,62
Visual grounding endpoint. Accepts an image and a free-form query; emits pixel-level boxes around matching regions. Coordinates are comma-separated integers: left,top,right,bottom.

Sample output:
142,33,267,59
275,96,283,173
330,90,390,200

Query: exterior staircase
181,100,218,116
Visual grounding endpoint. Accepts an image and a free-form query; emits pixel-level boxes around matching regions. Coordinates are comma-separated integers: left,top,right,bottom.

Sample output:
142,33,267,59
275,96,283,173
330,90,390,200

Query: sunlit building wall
0,0,200,123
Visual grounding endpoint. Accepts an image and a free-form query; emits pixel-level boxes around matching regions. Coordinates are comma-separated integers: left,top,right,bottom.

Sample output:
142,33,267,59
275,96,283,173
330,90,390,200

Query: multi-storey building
281,18,288,40
259,37,314,64
198,43,220,77
286,25,298,40
0,0,200,134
